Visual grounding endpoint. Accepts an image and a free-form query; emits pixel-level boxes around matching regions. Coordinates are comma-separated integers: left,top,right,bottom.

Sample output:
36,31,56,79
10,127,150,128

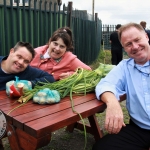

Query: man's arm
100,92,126,134
19,66,55,88
30,67,55,87
95,61,127,134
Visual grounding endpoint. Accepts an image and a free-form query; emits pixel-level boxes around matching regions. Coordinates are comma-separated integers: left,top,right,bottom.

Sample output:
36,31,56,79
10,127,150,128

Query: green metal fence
72,12,102,63
0,0,102,64
102,24,116,50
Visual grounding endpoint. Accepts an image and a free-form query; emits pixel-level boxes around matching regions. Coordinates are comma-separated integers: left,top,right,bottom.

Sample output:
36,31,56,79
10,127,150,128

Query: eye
17,55,22,59
60,45,65,49
125,43,131,48
135,39,139,42
53,42,58,46
24,60,30,64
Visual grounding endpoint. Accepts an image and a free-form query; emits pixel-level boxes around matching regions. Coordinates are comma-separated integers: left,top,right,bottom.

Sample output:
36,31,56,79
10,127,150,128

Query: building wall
0,0,60,11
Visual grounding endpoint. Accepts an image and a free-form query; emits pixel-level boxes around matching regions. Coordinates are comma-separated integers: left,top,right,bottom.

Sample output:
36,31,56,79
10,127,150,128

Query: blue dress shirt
95,58,150,130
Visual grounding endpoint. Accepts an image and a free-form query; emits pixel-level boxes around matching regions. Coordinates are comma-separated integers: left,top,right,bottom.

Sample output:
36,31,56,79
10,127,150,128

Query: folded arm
24,66,55,88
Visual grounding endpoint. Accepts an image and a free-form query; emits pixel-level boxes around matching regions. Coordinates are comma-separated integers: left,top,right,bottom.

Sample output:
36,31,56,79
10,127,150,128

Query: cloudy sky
62,0,150,29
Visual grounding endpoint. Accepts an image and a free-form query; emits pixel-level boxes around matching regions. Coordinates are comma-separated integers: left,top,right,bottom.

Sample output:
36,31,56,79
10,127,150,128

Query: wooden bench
0,91,106,150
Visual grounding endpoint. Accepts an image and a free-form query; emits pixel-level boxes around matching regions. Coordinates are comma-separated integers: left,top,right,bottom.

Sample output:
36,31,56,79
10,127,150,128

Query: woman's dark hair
14,41,35,58
48,27,74,52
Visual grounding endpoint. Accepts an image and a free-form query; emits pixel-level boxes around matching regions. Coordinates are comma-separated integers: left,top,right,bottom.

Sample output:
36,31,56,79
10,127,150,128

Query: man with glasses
93,23,150,150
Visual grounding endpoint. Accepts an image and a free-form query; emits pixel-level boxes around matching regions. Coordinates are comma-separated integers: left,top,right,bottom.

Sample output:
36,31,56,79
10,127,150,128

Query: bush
90,50,111,70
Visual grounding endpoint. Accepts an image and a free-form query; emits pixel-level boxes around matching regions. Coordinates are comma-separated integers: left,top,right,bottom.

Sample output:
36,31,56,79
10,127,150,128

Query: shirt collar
128,58,150,67
43,48,50,59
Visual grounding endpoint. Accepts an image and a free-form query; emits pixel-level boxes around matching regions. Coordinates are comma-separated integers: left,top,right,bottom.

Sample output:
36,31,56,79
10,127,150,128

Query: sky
61,0,150,29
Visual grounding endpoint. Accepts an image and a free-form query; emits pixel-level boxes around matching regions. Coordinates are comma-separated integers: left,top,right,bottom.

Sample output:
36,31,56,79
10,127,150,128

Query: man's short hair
118,22,144,42
140,21,146,29
14,41,35,59
116,24,121,29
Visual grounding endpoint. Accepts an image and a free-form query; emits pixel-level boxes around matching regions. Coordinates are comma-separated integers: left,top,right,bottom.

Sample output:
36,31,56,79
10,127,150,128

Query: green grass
90,50,112,70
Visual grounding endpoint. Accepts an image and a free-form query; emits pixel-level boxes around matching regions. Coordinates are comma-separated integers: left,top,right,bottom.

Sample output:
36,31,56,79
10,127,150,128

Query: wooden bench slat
24,99,105,138
12,94,96,129
0,91,106,150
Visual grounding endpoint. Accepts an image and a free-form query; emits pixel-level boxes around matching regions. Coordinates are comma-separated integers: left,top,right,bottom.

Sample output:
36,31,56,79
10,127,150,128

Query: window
13,0,29,6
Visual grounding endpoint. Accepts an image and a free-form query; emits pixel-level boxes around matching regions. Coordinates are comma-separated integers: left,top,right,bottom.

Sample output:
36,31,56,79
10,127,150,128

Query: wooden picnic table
0,90,106,150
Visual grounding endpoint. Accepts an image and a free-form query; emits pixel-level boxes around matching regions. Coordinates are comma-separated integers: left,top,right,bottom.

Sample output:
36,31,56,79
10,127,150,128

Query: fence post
4,0,8,53
34,0,37,47
95,13,98,29
67,2,72,28
10,0,15,47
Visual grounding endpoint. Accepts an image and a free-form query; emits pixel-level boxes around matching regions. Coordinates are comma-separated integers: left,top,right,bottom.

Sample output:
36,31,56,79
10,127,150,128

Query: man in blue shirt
93,23,150,150
0,41,55,90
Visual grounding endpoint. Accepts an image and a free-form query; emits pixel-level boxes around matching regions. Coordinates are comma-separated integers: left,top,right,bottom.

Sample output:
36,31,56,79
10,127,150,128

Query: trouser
92,120,150,150
111,49,123,65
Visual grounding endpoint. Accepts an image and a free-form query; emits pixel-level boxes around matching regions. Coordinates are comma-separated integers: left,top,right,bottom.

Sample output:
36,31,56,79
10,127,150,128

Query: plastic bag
33,88,60,104
6,76,32,98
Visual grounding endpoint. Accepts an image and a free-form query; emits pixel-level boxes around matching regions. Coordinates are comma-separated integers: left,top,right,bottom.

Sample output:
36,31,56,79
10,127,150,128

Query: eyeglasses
134,65,150,77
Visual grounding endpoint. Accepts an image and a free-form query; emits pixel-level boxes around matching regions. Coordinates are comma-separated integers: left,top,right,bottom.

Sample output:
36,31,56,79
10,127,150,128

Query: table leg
88,115,104,140
7,123,22,150
66,122,78,132
66,115,103,141
7,123,51,150
0,139,4,150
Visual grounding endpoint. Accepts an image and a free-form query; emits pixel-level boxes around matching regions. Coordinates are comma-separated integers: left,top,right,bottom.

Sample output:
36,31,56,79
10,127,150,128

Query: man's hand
101,92,126,134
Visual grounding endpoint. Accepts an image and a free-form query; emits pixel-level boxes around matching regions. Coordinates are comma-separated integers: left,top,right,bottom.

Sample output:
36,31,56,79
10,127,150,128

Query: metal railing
0,0,102,64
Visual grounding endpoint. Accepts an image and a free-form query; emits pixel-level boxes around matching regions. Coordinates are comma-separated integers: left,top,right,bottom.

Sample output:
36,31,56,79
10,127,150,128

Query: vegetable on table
8,63,115,108
6,76,32,98
32,88,60,104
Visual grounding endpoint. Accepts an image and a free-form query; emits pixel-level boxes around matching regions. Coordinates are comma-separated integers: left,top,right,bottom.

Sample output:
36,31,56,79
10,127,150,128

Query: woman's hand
59,72,71,79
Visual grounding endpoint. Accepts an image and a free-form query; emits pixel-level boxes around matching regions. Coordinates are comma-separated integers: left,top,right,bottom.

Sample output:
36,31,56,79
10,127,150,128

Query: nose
55,45,60,50
18,59,24,65
131,42,139,49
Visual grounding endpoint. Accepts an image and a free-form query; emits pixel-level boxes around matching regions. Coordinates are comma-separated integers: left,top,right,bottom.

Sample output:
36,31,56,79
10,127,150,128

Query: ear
49,39,52,44
9,48,15,54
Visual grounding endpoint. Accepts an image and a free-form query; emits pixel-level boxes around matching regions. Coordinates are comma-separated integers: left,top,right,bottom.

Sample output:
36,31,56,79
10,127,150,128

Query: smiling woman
30,27,91,80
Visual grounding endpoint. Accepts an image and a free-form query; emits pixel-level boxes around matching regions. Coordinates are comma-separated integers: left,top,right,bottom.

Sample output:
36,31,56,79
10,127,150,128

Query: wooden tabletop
0,90,106,149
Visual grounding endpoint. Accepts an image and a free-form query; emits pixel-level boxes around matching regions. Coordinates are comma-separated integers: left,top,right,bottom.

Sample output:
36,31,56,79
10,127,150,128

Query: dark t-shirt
110,31,122,50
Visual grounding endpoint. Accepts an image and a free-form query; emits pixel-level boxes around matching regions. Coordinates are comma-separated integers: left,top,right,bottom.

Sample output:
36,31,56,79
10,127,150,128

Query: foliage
90,50,111,70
